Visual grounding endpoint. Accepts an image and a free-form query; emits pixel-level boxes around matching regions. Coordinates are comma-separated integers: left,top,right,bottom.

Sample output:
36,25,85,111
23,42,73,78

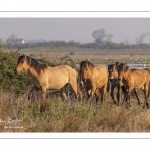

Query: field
17,46,150,64
1,46,150,132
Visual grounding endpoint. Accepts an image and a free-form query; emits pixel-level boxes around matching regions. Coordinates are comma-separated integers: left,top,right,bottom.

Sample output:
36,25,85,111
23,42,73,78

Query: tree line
4,28,150,50
6,40,150,50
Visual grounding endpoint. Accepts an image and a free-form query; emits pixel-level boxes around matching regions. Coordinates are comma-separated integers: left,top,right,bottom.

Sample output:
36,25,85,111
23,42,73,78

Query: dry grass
0,89,150,132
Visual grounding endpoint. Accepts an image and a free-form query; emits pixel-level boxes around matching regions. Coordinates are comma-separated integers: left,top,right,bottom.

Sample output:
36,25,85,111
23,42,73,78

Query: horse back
92,65,108,87
94,65,108,77
126,69,149,88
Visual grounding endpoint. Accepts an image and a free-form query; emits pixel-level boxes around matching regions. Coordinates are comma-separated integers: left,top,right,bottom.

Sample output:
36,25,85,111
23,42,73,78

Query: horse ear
115,61,120,67
124,65,129,72
22,54,26,60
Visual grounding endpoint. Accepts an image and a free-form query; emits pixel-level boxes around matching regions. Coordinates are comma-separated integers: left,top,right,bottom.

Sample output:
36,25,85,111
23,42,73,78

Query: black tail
107,77,110,93
121,85,126,94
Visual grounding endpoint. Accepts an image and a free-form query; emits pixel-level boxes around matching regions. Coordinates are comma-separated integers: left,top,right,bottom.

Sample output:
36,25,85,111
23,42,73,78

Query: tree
92,28,114,45
8,34,18,39
135,32,149,45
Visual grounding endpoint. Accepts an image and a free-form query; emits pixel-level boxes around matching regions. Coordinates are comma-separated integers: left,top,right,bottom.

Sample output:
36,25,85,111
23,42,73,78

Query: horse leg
69,82,78,101
121,86,126,106
28,85,39,103
61,85,68,101
87,89,91,100
40,86,47,113
77,85,83,101
88,86,97,107
143,82,150,109
125,87,132,109
99,83,107,105
116,84,121,106
133,89,141,105
95,89,100,105
110,85,117,105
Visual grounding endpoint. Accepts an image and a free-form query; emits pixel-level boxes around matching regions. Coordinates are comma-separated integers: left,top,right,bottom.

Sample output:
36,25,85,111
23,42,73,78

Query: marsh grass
0,89,150,132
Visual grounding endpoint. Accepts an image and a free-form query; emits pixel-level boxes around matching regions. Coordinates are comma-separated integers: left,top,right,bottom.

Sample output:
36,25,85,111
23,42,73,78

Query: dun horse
108,62,122,105
117,63,150,108
79,60,108,105
108,62,141,106
14,54,82,112
79,78,100,103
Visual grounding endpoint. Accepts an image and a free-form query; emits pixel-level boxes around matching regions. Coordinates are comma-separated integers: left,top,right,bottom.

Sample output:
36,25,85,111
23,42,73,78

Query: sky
1,18,150,44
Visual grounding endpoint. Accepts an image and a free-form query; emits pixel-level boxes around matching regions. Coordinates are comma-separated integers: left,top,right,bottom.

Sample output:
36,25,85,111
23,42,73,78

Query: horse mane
108,64,114,69
87,61,94,68
80,60,94,69
26,55,48,73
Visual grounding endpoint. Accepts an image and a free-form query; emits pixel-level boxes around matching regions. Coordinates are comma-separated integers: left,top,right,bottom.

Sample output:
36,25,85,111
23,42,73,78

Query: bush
0,48,31,94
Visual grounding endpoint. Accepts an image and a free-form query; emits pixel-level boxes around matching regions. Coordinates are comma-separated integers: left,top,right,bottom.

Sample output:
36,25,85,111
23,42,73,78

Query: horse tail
76,70,82,101
107,76,110,94
121,85,126,94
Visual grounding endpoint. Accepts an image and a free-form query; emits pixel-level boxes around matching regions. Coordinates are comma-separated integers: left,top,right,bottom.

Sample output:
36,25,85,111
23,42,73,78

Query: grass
0,88,150,132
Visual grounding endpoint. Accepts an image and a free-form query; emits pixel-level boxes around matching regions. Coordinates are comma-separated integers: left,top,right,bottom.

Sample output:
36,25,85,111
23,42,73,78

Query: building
6,38,25,44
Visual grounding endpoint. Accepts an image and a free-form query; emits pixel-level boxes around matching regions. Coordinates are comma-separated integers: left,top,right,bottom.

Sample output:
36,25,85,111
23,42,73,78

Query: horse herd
14,54,150,112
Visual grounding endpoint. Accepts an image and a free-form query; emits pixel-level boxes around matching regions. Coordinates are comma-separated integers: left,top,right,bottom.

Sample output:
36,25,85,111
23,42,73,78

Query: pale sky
1,18,150,44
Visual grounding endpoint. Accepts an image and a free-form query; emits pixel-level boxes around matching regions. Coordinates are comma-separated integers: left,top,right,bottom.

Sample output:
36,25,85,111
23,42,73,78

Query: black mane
26,56,48,70
80,60,94,68
18,55,48,73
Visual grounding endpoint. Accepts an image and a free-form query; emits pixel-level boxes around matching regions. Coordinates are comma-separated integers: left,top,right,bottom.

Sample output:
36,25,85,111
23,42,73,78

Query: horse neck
88,65,94,79
113,70,118,79
122,69,130,80
27,58,40,78
28,67,39,78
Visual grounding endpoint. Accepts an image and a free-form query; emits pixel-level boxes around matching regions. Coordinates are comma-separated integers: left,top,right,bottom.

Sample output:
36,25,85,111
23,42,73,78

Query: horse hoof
113,101,117,105
146,103,150,108
125,104,130,109
40,102,47,113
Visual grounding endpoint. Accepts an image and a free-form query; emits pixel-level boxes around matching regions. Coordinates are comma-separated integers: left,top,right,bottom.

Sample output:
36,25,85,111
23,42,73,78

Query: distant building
6,38,25,44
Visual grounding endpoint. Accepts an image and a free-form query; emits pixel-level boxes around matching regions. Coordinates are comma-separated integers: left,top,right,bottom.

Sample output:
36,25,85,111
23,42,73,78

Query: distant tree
8,34,18,39
135,32,149,45
92,28,114,45
124,39,129,45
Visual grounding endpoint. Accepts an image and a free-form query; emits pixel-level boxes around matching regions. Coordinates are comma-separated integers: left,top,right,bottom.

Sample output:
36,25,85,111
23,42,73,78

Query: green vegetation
0,48,31,94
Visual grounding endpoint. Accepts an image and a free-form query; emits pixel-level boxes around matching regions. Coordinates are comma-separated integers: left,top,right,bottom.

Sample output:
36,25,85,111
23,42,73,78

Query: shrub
0,48,31,94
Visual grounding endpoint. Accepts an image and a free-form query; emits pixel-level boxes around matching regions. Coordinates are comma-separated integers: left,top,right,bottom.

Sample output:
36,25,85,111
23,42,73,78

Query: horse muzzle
79,82,83,86
82,79,87,83
118,77,122,81
14,69,20,75
109,77,114,82
79,79,87,86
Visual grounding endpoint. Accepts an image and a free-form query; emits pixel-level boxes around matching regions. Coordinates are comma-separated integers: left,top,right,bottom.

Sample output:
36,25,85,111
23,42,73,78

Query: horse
107,62,141,106
79,78,100,103
117,63,150,109
79,60,108,105
14,54,82,112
